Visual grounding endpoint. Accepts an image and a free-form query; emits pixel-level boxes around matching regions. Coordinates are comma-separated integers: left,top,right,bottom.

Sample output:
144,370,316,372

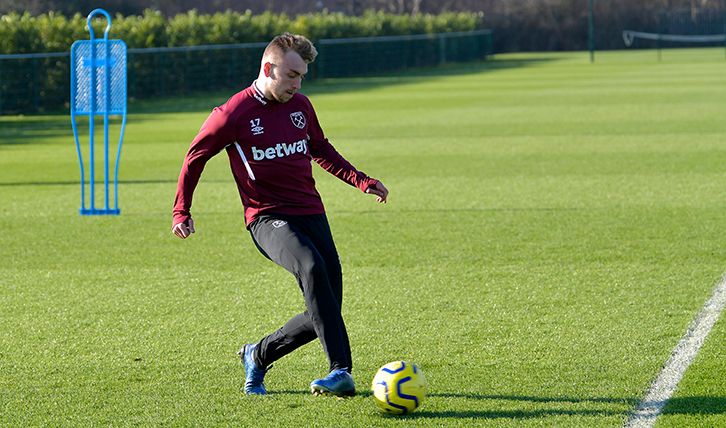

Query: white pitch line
623,275,726,428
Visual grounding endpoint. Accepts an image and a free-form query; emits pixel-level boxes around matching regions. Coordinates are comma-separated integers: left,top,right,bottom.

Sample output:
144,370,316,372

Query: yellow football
371,361,427,414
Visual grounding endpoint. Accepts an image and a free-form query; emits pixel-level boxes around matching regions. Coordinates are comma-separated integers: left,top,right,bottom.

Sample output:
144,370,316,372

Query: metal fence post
33,57,39,112
0,59,3,116
589,0,595,62
439,36,447,64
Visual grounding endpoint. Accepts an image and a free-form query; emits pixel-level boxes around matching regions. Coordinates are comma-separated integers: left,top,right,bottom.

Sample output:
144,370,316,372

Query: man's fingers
172,224,187,239
172,219,195,239
367,181,388,203
366,188,386,203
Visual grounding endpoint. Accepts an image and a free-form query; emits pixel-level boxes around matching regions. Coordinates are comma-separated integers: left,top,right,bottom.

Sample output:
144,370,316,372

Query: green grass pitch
1,48,726,427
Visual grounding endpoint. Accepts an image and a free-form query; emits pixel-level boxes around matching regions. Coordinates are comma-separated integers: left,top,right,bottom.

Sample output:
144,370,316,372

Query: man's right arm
172,105,236,238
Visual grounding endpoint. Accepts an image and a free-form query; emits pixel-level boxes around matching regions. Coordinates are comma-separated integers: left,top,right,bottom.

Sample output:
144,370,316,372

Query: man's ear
264,62,272,77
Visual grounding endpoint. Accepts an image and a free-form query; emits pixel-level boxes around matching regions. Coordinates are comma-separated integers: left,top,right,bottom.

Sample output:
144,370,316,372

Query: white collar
251,80,268,105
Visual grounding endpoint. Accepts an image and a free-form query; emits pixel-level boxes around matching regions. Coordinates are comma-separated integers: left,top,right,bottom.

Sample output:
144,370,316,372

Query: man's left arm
311,142,387,203
306,107,387,203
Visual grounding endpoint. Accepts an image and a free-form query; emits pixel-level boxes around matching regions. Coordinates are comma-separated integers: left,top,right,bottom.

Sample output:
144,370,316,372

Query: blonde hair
264,33,318,63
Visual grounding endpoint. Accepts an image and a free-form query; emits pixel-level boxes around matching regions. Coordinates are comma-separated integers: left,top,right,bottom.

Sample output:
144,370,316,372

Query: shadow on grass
662,396,726,415
398,408,624,420
254,390,726,419
389,393,637,420
384,394,726,419
299,56,558,98
125,57,560,116
0,114,132,148
0,179,183,187
0,56,559,149
269,390,635,419
0,116,70,147
434,392,637,405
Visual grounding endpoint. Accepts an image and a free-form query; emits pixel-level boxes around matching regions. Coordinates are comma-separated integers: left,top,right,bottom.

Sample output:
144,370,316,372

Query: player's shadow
385,393,635,419
258,391,726,420
661,396,726,416
381,393,726,420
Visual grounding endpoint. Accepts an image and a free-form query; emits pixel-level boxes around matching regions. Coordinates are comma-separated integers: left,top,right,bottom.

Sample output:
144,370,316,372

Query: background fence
0,52,71,115
0,29,492,115
316,30,492,78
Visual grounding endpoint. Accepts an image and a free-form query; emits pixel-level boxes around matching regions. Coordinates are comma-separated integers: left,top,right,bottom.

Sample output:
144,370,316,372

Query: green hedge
0,9,484,55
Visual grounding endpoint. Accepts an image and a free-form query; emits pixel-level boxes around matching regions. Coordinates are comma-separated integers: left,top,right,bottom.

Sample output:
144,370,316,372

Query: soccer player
171,33,388,398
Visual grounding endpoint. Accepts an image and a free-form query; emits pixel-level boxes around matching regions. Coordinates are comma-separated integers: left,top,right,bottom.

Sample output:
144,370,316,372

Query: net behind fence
0,29,492,115
624,7,726,49
623,30,725,47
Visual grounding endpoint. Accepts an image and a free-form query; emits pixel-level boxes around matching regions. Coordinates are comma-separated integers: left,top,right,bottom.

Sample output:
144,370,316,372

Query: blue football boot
238,343,270,395
310,369,356,397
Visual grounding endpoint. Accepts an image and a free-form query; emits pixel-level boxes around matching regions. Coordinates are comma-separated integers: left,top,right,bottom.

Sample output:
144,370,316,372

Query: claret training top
173,82,378,227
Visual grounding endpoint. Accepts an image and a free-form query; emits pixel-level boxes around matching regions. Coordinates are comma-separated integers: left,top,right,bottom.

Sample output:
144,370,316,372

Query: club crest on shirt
290,111,306,129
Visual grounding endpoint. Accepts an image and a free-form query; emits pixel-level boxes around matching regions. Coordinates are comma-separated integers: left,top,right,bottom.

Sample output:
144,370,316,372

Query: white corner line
623,274,726,428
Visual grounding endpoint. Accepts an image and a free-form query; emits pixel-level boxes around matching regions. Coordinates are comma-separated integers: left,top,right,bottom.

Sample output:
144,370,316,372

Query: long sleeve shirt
173,82,378,227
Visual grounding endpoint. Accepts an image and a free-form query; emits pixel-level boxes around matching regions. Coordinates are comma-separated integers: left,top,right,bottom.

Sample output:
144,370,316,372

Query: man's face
267,51,308,103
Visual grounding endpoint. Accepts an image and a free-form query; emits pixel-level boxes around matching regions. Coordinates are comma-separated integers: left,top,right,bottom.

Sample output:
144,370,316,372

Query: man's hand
172,218,195,239
366,181,389,203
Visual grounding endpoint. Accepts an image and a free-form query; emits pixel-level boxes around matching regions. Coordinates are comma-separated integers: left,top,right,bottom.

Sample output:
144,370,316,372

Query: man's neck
253,79,273,101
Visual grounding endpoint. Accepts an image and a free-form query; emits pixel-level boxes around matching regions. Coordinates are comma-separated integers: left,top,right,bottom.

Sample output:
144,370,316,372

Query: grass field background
2,48,726,427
